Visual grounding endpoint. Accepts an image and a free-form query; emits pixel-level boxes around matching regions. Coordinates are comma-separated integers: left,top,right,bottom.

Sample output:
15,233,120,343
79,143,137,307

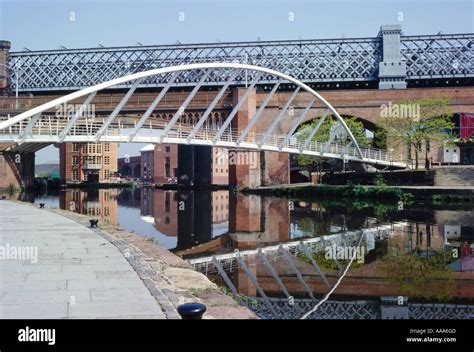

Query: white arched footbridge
0,63,405,168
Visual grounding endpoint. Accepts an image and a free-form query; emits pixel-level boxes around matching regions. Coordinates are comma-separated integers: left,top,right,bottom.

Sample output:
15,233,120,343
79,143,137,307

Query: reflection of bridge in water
189,222,398,318
188,221,474,319
189,221,406,273
241,296,474,320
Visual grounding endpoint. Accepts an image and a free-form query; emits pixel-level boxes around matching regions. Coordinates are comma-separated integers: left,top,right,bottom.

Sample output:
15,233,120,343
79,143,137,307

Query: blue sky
1,0,473,163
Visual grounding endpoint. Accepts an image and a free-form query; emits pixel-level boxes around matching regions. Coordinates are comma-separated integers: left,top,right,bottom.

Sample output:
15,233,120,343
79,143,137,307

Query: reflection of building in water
403,222,445,253
212,190,229,237
229,194,290,250
435,210,474,272
140,187,154,216
394,210,474,262
176,191,212,249
59,189,118,225
139,189,229,249
212,191,229,223
153,190,178,237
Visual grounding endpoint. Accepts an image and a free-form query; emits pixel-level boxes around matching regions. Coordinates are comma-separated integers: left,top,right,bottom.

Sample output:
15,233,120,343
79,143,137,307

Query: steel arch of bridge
0,63,405,167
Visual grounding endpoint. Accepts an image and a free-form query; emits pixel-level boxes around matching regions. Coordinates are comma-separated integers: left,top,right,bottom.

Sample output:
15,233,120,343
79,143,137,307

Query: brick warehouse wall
59,142,118,183
212,147,229,185
153,144,178,184
0,151,35,189
140,149,154,183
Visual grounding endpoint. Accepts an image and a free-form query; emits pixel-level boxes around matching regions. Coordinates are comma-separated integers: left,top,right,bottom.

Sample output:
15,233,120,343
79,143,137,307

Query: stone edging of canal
19,201,257,320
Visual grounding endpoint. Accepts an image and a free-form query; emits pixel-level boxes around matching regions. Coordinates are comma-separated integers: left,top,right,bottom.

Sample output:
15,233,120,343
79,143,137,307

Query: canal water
18,187,474,319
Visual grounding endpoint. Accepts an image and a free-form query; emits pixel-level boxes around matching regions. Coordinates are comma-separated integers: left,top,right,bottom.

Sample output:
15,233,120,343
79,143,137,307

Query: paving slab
0,201,166,319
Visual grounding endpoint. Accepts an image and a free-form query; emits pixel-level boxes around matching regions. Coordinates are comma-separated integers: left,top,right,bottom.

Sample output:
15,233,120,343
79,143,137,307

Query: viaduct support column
229,87,291,189
229,87,261,189
0,151,35,190
260,151,290,186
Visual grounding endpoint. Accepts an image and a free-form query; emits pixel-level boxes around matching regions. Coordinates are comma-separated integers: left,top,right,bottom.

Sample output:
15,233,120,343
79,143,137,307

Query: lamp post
389,148,394,171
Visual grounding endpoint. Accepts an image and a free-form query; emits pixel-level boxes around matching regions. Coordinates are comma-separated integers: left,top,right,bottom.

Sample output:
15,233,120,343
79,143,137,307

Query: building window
72,169,79,181
72,156,79,165
165,146,170,153
72,143,80,152
165,192,170,212
165,157,171,178
104,143,110,152
104,156,110,165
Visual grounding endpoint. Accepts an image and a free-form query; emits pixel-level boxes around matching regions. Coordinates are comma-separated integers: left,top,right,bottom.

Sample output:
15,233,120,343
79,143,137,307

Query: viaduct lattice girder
5,25,474,92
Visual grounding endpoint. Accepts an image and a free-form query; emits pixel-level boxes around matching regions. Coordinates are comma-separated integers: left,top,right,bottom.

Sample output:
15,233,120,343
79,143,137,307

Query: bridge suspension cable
300,231,366,320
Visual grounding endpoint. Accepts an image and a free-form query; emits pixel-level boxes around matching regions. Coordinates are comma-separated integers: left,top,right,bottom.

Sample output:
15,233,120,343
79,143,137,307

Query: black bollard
89,219,99,228
39,203,45,208
177,303,207,320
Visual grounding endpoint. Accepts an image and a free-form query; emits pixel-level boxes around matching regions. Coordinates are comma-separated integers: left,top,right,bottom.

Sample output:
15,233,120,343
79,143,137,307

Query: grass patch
248,184,414,204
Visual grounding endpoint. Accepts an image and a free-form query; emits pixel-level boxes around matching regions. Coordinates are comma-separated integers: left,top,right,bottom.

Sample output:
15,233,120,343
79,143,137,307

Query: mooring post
177,303,207,320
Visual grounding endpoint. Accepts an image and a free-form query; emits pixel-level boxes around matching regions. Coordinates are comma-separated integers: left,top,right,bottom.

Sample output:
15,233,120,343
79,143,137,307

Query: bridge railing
1,114,404,165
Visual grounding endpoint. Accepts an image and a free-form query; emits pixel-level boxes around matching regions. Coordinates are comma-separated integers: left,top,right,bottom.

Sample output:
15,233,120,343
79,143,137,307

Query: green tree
379,98,453,169
373,126,388,149
295,116,370,180
377,237,455,301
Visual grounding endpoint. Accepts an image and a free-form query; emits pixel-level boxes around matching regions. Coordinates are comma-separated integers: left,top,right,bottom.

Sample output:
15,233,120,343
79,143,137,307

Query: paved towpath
0,201,166,319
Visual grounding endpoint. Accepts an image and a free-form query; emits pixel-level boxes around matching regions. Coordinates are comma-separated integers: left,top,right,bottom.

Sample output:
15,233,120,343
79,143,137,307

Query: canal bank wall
12,200,257,319
321,166,474,187
244,183,474,202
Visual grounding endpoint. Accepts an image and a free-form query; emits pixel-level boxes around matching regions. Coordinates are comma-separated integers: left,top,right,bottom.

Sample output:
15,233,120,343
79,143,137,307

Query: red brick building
59,142,118,183
139,144,228,185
